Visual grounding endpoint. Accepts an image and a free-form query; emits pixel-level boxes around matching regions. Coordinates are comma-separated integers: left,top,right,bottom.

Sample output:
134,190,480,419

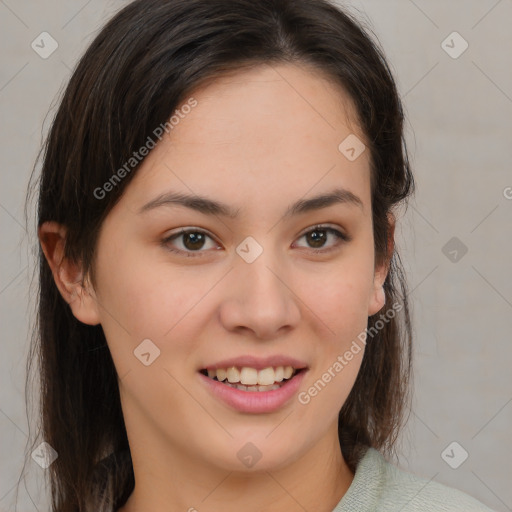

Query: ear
368,212,395,317
38,221,101,326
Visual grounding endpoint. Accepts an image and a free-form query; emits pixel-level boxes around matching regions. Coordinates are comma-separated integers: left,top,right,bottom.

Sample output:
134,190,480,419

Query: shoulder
333,447,496,512
376,448,495,512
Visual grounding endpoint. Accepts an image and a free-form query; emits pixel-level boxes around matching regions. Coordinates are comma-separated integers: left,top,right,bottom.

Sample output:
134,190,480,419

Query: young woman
26,0,495,511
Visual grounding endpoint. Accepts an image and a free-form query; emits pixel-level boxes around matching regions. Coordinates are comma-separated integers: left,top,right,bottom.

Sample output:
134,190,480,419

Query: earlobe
368,212,395,317
38,221,101,326
368,285,386,317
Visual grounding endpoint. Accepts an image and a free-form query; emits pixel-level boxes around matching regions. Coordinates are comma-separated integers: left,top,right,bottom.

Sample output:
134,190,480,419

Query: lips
197,354,309,412
198,366,308,413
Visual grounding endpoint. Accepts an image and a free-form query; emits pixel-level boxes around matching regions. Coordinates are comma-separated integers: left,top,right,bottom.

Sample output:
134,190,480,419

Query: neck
118,422,354,512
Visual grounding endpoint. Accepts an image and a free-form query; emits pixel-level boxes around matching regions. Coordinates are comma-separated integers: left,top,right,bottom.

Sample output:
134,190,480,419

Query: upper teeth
207,366,296,386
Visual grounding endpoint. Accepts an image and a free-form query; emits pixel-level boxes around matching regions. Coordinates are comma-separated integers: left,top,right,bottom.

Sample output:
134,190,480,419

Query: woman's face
83,63,389,473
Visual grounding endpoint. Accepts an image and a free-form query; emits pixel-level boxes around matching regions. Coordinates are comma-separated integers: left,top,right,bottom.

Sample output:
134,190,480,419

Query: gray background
1,0,511,510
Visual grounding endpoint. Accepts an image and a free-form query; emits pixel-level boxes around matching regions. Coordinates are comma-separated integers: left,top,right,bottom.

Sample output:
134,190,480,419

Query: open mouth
199,366,306,392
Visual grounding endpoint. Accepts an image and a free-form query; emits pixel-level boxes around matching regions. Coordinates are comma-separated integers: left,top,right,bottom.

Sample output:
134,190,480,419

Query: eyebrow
138,187,364,218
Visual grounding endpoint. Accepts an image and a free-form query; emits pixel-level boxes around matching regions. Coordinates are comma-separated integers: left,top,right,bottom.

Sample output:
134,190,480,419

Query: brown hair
23,0,414,510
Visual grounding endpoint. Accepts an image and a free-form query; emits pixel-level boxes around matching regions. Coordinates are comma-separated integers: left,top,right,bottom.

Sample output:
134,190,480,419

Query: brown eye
305,228,328,248
181,231,207,250
162,228,219,257
294,225,349,253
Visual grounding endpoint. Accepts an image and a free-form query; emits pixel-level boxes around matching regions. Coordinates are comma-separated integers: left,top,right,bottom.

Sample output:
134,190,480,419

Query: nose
218,250,301,340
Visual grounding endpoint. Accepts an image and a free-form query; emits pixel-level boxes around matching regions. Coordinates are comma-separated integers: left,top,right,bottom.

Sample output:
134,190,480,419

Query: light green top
332,447,495,511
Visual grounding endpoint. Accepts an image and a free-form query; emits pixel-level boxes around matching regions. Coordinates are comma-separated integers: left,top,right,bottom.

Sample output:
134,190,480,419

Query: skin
39,62,394,512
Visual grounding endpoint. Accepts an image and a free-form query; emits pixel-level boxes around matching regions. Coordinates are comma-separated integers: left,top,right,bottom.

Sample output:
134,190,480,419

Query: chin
204,433,306,473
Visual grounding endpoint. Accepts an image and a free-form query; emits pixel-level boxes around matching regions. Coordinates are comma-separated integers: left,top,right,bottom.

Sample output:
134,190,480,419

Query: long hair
23,0,415,510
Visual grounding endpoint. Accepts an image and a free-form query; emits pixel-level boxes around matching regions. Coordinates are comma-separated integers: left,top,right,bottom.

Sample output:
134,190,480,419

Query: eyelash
161,224,350,258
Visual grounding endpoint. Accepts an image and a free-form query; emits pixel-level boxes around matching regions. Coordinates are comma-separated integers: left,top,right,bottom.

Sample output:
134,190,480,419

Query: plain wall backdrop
1,0,511,510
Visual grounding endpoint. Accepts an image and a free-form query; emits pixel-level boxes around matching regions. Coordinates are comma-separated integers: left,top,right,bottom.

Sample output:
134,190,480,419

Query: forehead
120,62,371,218
178,61,363,145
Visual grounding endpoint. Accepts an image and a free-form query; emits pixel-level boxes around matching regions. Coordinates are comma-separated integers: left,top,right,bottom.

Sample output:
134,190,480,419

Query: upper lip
201,355,309,371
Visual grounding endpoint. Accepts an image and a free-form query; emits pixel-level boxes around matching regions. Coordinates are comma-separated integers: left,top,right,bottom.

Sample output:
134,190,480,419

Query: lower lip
198,369,308,413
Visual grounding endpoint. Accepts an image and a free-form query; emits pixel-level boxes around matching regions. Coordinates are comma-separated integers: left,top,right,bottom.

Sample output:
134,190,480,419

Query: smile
198,366,308,413
200,366,301,391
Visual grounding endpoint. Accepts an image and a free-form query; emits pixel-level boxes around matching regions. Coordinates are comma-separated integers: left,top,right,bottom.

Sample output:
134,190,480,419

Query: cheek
93,238,205,368
294,269,370,424
301,269,368,378
295,254,374,339
95,229,183,325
